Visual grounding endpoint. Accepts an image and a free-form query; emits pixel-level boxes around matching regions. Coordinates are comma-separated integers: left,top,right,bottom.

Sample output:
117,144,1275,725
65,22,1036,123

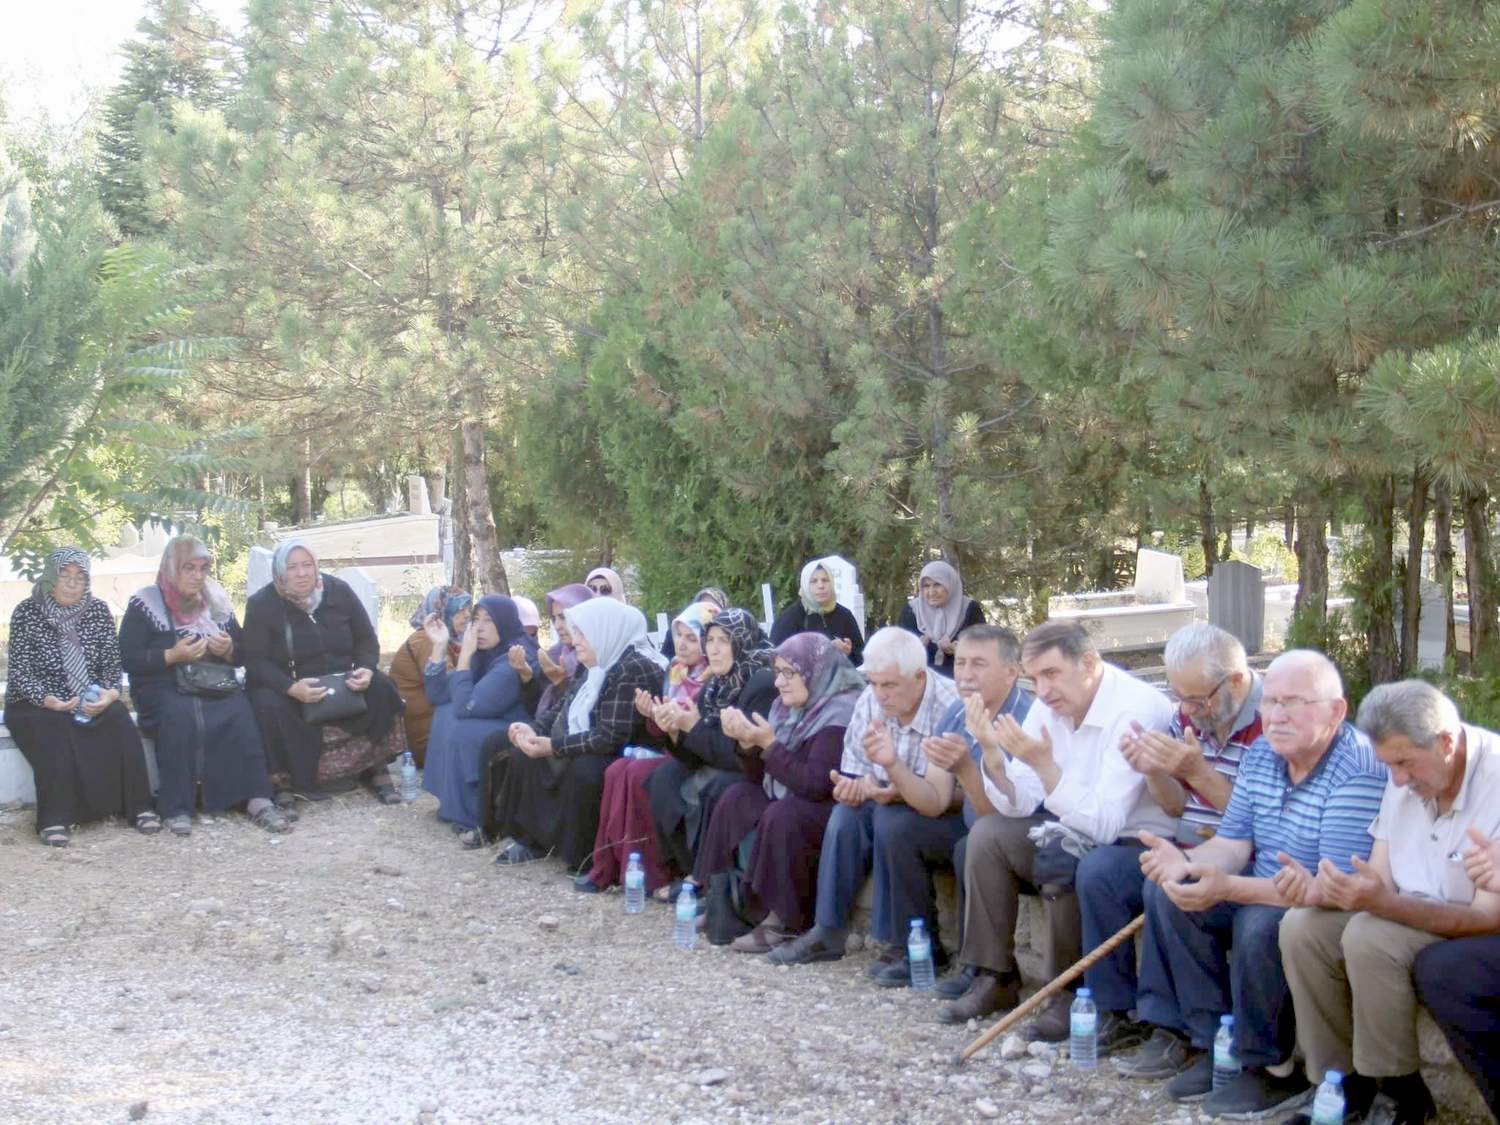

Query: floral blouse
5,596,123,707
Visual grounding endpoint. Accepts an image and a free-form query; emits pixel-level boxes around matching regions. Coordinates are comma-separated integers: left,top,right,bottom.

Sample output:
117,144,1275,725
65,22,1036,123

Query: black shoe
1203,1066,1311,1119
874,956,913,988
935,964,977,1000
766,927,846,966
573,871,604,894
1096,1011,1151,1057
1375,1073,1436,1124
865,944,903,978
1115,1027,1196,1079
1165,1052,1215,1103
495,841,541,866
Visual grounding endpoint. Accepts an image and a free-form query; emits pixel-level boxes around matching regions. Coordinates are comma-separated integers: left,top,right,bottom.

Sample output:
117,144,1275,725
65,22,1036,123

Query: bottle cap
1324,1069,1343,1084
1220,1014,1234,1026
909,916,923,927
1076,987,1091,998
628,852,641,861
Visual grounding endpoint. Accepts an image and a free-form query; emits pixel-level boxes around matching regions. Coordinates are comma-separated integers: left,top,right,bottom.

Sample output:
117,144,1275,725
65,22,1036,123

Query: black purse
285,620,368,725
175,659,241,698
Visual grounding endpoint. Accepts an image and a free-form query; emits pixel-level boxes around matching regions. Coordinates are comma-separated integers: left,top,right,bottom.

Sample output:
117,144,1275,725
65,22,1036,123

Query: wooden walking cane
956,913,1145,1064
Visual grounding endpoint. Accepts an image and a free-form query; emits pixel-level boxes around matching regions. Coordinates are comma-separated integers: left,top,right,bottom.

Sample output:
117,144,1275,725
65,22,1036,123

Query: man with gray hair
1122,650,1386,1119
1278,680,1500,1125
768,626,959,967
1085,623,1263,1055
939,620,1176,1035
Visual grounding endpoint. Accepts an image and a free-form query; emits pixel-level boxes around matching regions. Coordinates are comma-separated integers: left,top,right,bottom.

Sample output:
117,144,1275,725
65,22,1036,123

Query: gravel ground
0,792,1489,1125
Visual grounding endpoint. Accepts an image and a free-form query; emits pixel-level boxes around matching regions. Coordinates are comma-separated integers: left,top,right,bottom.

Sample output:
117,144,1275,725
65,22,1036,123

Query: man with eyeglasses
1278,680,1500,1125
1083,623,1262,1057
1118,649,1387,1119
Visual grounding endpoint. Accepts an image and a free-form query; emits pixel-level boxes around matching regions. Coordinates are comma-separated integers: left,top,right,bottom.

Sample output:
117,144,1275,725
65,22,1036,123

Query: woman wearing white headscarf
4,547,158,846
896,559,985,676
769,556,865,664
489,598,665,870
119,535,289,835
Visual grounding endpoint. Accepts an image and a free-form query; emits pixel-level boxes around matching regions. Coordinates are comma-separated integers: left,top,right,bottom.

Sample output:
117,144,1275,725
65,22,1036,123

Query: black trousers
1414,935,1499,1116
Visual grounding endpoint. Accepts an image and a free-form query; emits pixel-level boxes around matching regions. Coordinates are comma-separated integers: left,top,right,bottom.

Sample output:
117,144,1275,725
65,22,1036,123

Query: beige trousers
1279,908,1441,1079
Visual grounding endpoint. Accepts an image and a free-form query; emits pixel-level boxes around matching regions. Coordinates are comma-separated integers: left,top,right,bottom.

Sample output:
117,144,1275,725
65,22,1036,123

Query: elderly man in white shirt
1279,680,1500,1125
939,620,1175,1034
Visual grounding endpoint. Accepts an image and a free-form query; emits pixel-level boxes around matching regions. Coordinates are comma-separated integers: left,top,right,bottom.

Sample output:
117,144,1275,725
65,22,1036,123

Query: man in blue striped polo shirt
1117,650,1387,1119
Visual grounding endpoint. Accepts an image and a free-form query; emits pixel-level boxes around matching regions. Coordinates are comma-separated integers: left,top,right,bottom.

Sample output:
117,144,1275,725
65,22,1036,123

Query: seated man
917,624,1033,1002
1280,680,1500,1124
1120,650,1387,1119
768,627,959,967
1416,826,1500,1120
940,621,1175,1035
1085,623,1262,1054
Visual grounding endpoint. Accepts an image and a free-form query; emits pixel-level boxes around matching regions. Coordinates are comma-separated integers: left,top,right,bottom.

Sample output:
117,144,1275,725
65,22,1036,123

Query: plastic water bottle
624,853,646,915
1213,1014,1240,1090
1310,1070,1345,1125
673,884,697,949
1070,988,1098,1070
907,917,936,991
74,684,103,725
398,751,419,802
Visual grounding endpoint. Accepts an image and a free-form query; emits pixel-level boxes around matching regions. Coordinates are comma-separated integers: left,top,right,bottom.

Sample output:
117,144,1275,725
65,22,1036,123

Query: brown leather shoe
1023,992,1073,1042
938,972,1021,1025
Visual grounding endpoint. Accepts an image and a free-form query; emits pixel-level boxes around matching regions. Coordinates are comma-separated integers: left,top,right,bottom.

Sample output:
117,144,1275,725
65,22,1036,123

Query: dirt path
0,794,1487,1125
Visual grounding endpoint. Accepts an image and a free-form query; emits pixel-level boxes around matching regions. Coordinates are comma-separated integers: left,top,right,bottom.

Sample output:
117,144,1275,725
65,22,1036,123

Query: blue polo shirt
1216,720,1387,879
935,679,1034,826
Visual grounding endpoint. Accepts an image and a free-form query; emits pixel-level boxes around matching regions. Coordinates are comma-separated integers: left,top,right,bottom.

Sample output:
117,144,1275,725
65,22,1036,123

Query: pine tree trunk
1245,517,1256,542
1198,477,1217,578
294,435,313,525
449,426,472,592
1363,474,1398,686
1283,503,1295,549
1462,485,1498,662
1397,466,1429,675
1293,490,1328,624
1433,478,1456,661
461,377,510,595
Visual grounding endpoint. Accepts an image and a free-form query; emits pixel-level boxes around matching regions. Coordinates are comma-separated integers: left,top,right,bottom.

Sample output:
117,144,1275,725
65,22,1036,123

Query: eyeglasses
55,569,88,586
1261,695,1334,715
773,666,803,683
180,561,211,576
1178,674,1231,710
587,582,612,594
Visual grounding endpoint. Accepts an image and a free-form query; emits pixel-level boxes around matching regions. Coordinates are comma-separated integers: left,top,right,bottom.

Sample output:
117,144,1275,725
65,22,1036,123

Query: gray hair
1164,623,1248,682
862,626,928,677
1022,620,1096,664
1357,680,1462,750
1266,649,1344,700
957,624,1021,664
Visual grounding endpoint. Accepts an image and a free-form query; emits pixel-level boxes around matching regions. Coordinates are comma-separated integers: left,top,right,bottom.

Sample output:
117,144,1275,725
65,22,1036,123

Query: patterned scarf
33,546,94,699
696,607,774,723
155,535,232,636
765,633,865,800
272,539,324,615
665,601,718,696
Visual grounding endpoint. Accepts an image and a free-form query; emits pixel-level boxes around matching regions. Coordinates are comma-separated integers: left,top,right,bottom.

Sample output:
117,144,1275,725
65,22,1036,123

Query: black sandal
135,812,164,835
371,782,402,806
457,827,489,849
40,825,70,848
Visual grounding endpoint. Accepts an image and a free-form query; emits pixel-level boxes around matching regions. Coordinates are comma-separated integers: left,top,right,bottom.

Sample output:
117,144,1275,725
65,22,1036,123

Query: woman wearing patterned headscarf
695,633,865,948
578,600,719,895
644,607,778,893
420,594,538,845
489,598,666,870
389,586,472,764
4,547,158,846
769,556,865,664
119,535,290,836
241,539,408,808
897,559,985,675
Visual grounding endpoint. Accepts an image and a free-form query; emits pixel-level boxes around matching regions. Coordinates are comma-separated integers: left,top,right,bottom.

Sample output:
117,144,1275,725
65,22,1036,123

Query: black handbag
285,621,368,725
175,659,241,698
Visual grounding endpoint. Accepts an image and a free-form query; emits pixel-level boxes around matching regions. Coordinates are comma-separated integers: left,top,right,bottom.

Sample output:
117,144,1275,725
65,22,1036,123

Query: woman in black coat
118,536,290,835
3,547,158,846
768,556,865,665
240,540,405,806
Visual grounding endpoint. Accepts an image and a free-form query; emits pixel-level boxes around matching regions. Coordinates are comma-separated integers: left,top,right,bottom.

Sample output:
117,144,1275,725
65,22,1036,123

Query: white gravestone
1133,548,1187,605
338,567,381,630
246,545,274,599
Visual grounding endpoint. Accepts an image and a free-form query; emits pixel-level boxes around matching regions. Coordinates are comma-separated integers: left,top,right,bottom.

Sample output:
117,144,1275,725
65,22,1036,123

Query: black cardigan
769,602,865,665
240,575,379,694
670,667,778,773
118,599,247,730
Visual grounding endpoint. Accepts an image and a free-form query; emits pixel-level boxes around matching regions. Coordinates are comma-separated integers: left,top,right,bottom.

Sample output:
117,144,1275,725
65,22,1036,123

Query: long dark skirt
695,780,834,932
589,755,672,891
493,749,613,870
6,699,154,832
250,671,403,792
645,757,742,875
145,690,273,819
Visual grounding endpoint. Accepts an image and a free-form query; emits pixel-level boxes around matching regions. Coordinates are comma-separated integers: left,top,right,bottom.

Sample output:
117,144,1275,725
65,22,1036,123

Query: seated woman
241,540,407,806
769,556,865,664
645,607,777,895
695,633,864,949
490,598,665,870
119,535,291,836
579,600,718,895
421,594,538,846
388,586,471,765
658,584,729,661
513,596,541,638
584,566,626,600
534,583,594,718
896,559,984,676
4,547,159,846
